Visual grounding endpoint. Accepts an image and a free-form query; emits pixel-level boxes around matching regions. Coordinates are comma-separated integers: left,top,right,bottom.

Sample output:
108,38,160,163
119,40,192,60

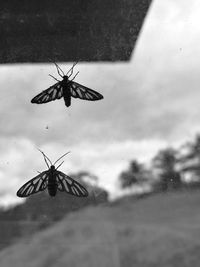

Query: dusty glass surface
0,0,200,266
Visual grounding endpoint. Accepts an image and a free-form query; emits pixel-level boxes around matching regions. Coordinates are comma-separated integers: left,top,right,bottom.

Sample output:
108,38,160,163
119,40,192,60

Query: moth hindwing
31,63,103,107
16,150,88,198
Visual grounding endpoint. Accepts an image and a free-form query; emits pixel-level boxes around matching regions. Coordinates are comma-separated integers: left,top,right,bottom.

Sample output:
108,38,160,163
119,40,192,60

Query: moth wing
31,82,63,104
56,171,88,197
17,171,48,197
70,81,103,101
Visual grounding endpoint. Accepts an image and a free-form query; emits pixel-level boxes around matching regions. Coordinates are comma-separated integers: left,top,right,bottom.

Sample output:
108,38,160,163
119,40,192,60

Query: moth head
50,165,56,170
63,75,69,81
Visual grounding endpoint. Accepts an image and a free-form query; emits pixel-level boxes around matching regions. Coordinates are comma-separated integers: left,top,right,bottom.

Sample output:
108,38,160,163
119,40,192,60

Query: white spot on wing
63,180,69,192
71,187,76,195
52,90,57,99
58,90,63,98
66,176,72,185
71,90,76,97
75,184,85,194
72,186,79,195
27,186,33,195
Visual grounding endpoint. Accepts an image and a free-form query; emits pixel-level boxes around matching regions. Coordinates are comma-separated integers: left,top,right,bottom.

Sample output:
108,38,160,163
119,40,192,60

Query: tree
70,171,108,204
153,148,181,191
120,160,146,188
180,134,200,179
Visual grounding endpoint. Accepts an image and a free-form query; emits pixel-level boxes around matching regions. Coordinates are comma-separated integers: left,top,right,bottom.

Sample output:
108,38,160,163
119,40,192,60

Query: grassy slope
0,191,200,267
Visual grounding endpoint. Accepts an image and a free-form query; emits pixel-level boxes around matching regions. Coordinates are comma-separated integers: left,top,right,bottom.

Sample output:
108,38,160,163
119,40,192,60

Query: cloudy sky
1,0,200,206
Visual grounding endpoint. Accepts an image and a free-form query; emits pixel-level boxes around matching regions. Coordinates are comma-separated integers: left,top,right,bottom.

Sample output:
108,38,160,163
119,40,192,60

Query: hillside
0,190,200,266
0,185,108,250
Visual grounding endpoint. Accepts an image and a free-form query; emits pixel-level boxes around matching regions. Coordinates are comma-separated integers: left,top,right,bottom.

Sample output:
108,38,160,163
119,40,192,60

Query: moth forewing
56,171,89,197
31,63,103,107
16,151,88,198
16,171,48,198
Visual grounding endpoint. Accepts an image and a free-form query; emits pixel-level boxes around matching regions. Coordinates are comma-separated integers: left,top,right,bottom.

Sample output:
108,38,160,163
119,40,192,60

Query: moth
16,150,88,198
31,62,103,107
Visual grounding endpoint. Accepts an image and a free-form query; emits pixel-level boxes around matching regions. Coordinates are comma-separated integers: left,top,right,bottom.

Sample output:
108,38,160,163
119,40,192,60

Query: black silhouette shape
17,150,88,198
31,62,103,107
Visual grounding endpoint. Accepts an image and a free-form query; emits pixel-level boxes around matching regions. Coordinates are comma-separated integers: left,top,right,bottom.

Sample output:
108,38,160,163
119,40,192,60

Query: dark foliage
180,134,200,179
153,148,182,191
120,160,147,188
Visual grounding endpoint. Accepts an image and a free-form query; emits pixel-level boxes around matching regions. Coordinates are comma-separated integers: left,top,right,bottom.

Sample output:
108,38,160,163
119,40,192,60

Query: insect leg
71,71,79,81
48,58,64,78
54,62,65,78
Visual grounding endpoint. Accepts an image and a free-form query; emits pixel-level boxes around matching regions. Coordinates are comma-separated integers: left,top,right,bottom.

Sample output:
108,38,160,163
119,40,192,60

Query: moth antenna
49,74,60,82
42,154,50,169
53,151,70,166
71,71,79,81
54,62,65,78
37,148,52,168
56,161,64,170
67,61,78,78
48,58,62,77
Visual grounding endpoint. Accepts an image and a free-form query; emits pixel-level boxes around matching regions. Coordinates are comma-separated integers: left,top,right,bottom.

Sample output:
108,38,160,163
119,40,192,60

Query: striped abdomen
48,167,58,197
62,80,71,107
